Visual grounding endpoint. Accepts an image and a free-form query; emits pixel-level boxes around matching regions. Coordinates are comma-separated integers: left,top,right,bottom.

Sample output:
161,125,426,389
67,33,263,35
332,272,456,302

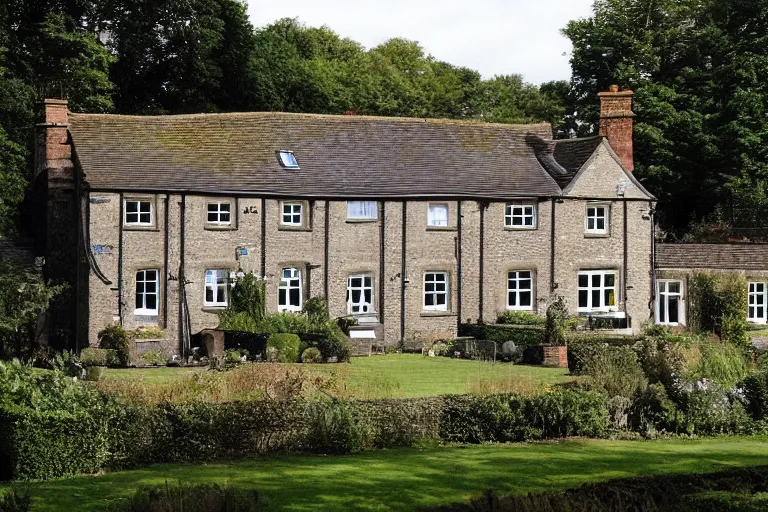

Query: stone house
654,243,768,328
35,87,655,355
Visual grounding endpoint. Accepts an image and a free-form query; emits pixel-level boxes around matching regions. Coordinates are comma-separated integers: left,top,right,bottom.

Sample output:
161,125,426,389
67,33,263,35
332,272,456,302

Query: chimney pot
598,87,635,172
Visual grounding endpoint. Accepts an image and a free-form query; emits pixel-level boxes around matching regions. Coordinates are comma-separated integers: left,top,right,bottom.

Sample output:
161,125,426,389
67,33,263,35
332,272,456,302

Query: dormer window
277,151,299,169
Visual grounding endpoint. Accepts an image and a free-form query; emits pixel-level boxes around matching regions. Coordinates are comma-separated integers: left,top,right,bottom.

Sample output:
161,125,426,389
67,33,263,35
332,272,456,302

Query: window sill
504,227,537,232
205,224,237,231
420,311,456,318
584,232,610,238
123,225,159,232
202,306,227,313
346,219,378,224
426,226,457,232
278,225,312,232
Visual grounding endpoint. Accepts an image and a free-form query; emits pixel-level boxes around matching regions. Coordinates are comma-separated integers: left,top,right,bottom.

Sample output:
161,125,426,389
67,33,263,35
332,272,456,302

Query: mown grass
103,354,574,400
11,437,768,511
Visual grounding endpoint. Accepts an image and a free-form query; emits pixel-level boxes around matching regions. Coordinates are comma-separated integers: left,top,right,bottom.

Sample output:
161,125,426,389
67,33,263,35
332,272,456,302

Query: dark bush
440,394,530,443
98,325,132,367
741,371,768,421
79,347,110,367
304,399,366,454
629,383,677,434
496,311,545,326
106,404,174,469
0,487,30,512
267,333,300,363
109,483,259,512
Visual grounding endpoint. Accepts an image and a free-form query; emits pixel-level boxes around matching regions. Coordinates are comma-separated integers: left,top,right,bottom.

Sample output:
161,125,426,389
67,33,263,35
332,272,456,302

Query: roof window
277,150,299,169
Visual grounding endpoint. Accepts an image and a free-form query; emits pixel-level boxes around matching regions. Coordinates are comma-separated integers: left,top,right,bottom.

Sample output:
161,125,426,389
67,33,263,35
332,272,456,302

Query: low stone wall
543,345,568,368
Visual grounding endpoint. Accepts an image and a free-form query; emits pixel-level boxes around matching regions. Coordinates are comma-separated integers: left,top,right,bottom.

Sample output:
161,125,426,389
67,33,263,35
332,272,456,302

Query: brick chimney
35,99,73,184
598,85,635,172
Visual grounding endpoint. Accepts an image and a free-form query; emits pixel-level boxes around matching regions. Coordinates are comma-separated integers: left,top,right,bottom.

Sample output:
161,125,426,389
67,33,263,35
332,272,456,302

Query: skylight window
277,151,299,169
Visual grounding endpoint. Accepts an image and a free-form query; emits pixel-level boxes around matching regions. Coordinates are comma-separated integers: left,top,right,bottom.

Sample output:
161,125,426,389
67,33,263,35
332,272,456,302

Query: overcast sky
246,0,595,84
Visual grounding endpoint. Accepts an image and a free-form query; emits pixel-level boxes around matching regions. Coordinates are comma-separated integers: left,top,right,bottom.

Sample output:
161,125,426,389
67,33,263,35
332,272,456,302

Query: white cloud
246,0,594,84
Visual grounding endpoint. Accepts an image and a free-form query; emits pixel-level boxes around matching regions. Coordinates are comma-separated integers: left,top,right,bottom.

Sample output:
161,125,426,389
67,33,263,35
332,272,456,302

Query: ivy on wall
687,272,749,346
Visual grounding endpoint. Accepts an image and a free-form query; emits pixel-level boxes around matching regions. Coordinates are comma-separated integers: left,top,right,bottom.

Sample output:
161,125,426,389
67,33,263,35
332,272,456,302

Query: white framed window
585,204,609,234
656,280,683,325
281,202,303,226
278,268,302,312
748,281,767,324
204,269,228,307
124,199,152,226
207,201,231,225
423,272,449,311
347,201,378,220
507,271,533,310
135,269,159,315
578,270,617,312
347,273,373,314
505,202,536,228
277,150,299,169
427,203,448,227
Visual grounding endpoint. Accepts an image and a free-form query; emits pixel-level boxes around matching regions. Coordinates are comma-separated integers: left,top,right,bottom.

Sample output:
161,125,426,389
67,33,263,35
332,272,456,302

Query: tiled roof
68,111,565,199
529,135,602,189
656,243,768,271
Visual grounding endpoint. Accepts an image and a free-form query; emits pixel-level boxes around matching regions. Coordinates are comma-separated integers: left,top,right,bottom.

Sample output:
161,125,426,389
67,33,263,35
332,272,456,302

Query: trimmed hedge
0,406,110,480
458,323,544,347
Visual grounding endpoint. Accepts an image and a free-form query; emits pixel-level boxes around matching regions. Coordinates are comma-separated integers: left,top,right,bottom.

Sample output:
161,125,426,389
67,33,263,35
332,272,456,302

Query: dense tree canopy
564,0,768,237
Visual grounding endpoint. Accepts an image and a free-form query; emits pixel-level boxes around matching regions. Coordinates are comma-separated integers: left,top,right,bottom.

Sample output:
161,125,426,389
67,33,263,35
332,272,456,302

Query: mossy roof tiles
656,243,768,271
68,111,565,198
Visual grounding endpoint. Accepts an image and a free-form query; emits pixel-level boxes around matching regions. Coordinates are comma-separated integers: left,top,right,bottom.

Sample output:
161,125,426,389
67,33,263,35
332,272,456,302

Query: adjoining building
34,87,656,355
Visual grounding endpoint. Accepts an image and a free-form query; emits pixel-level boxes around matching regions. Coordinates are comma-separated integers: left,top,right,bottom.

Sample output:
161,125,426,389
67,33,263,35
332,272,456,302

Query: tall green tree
564,0,768,236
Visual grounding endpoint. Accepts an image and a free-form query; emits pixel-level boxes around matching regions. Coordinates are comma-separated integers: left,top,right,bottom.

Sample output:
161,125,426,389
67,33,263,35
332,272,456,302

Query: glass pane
135,295,142,309
290,288,300,306
508,292,516,306
592,290,601,307
578,290,588,308
140,202,151,213
749,306,755,319
512,217,522,226
605,274,615,287
146,294,156,310
220,212,230,222
520,291,531,306
146,281,156,293
605,289,615,306
436,294,446,305
220,203,230,212
279,289,286,305
126,212,138,223
660,296,666,322
126,202,138,213
208,203,217,213
508,279,517,290
351,278,361,288
668,297,679,323
425,294,434,306
352,290,360,302
668,282,680,294
759,307,765,318
137,282,144,293
425,283,434,292
597,218,605,230
364,277,372,287
364,290,371,302
578,275,588,287
592,275,601,287
436,282,446,292
520,279,531,290
140,213,151,223
206,288,213,302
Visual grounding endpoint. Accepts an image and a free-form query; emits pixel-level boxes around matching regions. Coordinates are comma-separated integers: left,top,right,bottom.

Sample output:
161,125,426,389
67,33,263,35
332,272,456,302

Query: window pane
364,277,372,287
352,290,361,302
520,291,531,306
425,282,434,292
605,274,615,287
279,289,286,305
126,202,138,213
140,202,151,213
605,289,615,306
436,294,446,305
425,295,434,306
135,294,142,309
592,275,601,287
146,281,156,293
668,296,679,323
289,288,300,306
206,288,213,302
364,289,371,302
508,292,516,306
668,282,680,294
597,218,605,230
592,290,600,307
220,203,230,213
220,212,230,223
146,294,157,310
578,274,588,287
578,290,588,308
140,213,151,223
587,218,595,230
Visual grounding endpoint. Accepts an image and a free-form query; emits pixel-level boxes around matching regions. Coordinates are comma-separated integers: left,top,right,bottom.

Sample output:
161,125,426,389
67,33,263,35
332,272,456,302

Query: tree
563,0,768,236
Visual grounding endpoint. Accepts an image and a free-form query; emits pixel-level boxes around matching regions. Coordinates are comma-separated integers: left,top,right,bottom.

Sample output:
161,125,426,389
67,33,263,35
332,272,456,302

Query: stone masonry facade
36,86,657,354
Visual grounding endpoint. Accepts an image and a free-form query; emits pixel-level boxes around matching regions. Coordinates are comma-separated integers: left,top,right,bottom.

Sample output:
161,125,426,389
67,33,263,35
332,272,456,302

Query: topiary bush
267,333,300,363
98,325,132,366
301,347,323,363
544,295,569,346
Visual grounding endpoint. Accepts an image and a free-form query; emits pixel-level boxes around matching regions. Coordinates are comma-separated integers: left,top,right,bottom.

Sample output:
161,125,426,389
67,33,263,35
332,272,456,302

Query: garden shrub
496,310,545,326
457,323,544,347
80,347,110,367
229,272,266,326
0,406,110,480
267,333,300,363
305,399,367,454
301,347,323,363
356,397,442,448
718,274,749,346
527,388,610,438
109,483,259,512
582,346,647,398
685,342,749,389
628,383,677,434
634,336,687,403
741,371,768,421
98,325,132,366
139,349,166,366
688,272,720,333
0,487,30,512
440,394,530,443
85,365,106,381
105,403,173,469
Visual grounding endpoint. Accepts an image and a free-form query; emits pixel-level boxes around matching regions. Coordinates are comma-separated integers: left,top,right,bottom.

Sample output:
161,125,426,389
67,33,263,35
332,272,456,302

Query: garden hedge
458,323,544,347
0,406,110,480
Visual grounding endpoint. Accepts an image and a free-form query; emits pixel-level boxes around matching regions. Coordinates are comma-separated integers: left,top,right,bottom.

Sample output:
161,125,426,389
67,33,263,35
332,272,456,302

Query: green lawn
14,437,768,511
104,355,574,398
